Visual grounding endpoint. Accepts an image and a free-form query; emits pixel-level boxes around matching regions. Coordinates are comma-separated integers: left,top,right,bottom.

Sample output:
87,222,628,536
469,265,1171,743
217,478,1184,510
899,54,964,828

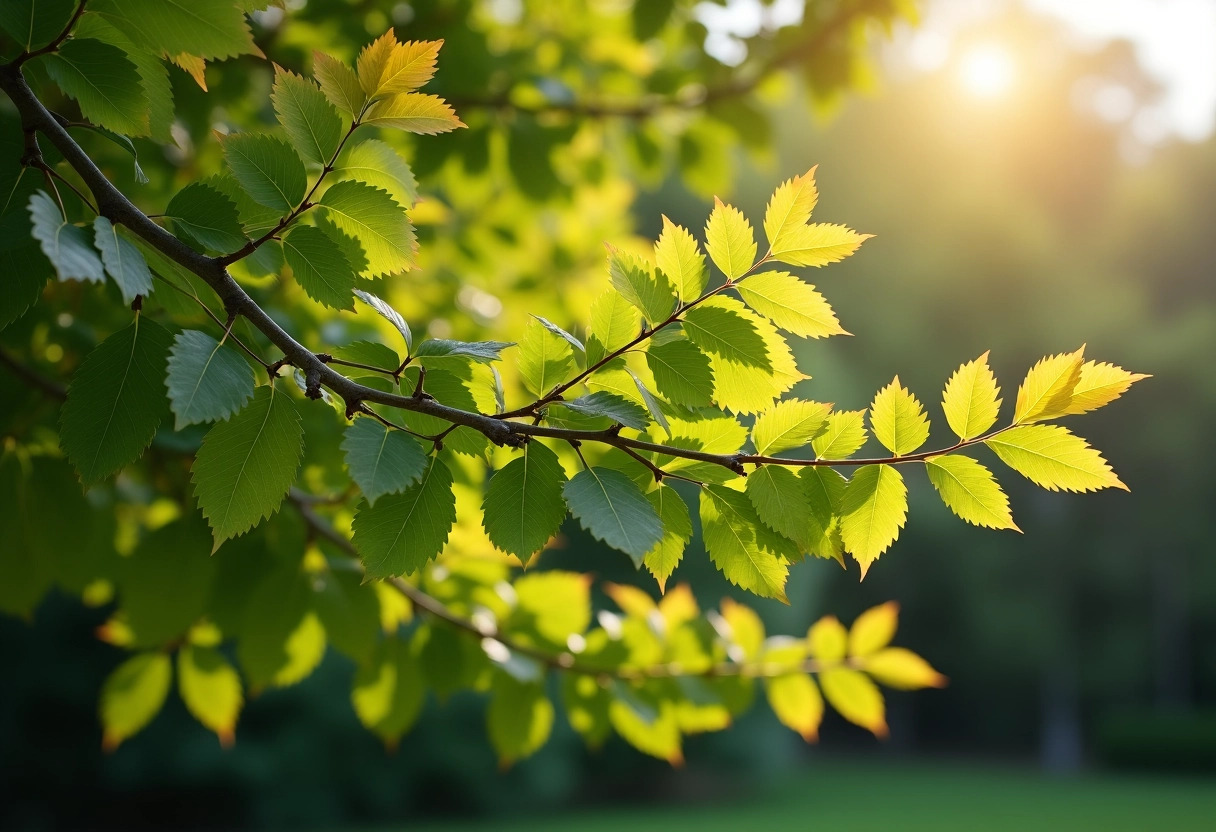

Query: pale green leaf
488,674,554,766
643,484,693,593
415,338,511,366
335,139,418,208
801,467,847,563
564,467,662,565
986,425,1127,493
752,399,832,456
558,391,649,429
60,317,171,484
223,133,307,214
1062,360,1150,416
482,441,568,560
178,646,243,746
608,682,683,763
518,317,575,398
352,636,425,746
586,289,641,364
644,337,714,408
353,288,412,350
746,465,812,549
28,191,104,282
272,67,345,167
283,224,356,309
341,417,428,505
700,485,789,602
812,410,868,460
100,652,171,750
512,570,592,645
768,223,871,268
654,215,707,301
313,51,366,118
607,245,676,325
165,329,255,429
942,351,1002,441
839,464,907,578
320,180,417,277
352,455,456,578
925,454,1018,530
681,297,770,371
191,385,304,549
93,217,152,303
704,197,756,280
869,377,930,457
531,315,585,354
736,271,845,338
42,38,148,136
1014,346,1085,424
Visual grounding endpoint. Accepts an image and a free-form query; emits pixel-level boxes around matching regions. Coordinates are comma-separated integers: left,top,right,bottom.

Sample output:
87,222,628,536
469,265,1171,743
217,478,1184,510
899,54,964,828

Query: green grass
403,760,1216,831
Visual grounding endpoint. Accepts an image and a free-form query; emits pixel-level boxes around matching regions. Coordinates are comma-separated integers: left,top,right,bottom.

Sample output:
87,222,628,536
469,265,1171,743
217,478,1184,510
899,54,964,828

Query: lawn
404,760,1216,832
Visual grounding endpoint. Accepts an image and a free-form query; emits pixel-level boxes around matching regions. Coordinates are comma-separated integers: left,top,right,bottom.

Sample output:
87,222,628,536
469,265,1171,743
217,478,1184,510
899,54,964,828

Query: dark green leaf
341,416,428,505
564,467,662,565
165,329,256,429
353,455,456,578
284,224,357,309
223,133,307,214
482,441,568,560
41,38,148,136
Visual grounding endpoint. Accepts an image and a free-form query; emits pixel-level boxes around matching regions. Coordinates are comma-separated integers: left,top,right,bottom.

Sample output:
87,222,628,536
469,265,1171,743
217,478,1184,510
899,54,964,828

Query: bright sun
958,43,1016,98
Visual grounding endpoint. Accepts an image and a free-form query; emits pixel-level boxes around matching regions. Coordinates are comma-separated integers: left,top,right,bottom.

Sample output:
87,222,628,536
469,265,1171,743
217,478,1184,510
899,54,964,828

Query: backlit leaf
223,133,307,214
643,484,693,593
283,224,356,309
482,441,568,561
165,329,256,429
320,180,417,276
353,454,456,578
942,351,1001,441
313,51,366,117
351,636,425,747
768,222,870,268
752,399,832,456
607,245,676,325
178,646,243,746
762,166,818,252
736,270,845,338
1014,346,1085,424
488,674,554,766
586,289,641,364
644,337,714,408
518,317,575,397
564,467,662,565
654,215,707,301
839,464,907,578
700,485,789,602
100,652,172,751
812,410,868,460
801,466,847,562
746,465,811,549
704,197,756,280
924,454,1019,531
808,615,847,662
819,668,887,737
869,377,930,456
1062,360,1150,416
765,673,823,742
273,67,345,166
364,93,466,134
341,417,428,505
862,647,947,690
986,425,1126,493
847,602,899,658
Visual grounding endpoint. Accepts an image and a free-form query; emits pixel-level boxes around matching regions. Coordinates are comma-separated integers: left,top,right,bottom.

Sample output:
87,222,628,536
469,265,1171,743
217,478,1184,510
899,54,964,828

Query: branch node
344,398,364,420
130,295,143,312
728,455,747,475
303,367,323,400
316,352,332,363
267,357,290,379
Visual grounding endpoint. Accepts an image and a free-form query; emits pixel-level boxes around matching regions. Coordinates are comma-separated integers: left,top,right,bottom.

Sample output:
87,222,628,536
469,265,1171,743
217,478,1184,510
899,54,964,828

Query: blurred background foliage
2,0,1214,828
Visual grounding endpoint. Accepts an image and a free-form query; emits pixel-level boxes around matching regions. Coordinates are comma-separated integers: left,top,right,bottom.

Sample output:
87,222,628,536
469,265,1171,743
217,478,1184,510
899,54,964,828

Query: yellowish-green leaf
839,464,907,578
364,93,465,135
719,597,764,659
1062,360,1150,416
801,466,847,563
352,636,425,747
765,673,823,742
586,290,641,364
488,674,554,766
752,399,832,456
371,39,443,97
942,351,1002,441
313,50,365,117
763,166,818,252
736,270,846,338
643,484,693,593
100,652,171,751
177,646,242,747
925,454,1019,530
869,377,930,457
768,223,871,268
847,602,899,658
518,317,575,398
808,615,847,662
986,425,1127,493
819,668,887,737
654,215,707,301
1014,346,1085,424
704,197,756,280
700,486,789,602
812,410,868,460
606,245,675,324
862,647,947,690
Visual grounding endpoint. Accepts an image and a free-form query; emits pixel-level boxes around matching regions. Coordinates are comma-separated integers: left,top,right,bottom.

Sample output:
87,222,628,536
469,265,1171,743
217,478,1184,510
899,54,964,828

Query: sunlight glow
957,44,1015,99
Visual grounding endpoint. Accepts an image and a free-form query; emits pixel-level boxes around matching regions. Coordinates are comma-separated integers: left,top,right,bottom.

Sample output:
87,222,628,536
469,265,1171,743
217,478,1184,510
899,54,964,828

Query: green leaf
353,289,412,351
352,636,425,747
564,467,662,565
558,391,649,430
643,484,692,593
518,317,575,398
531,315,585,354
752,399,832,456
92,217,152,303
700,485,789,602
27,191,104,282
360,36,443,97
353,455,456,578
165,182,246,253
681,296,770,371
704,197,756,280
512,570,592,646
924,454,1019,531
0,0,77,50
42,38,148,136
986,425,1127,493
272,67,344,167
942,351,1002,441
767,223,870,268
839,464,907,578
488,674,554,766
763,167,818,252
223,133,307,214
399,368,488,457
116,516,213,646
320,180,417,277
313,570,380,663
765,673,823,742
191,385,304,550
746,465,811,549
812,410,868,460
414,338,512,365
869,377,930,457
178,646,243,746
313,51,366,118
655,215,707,301
237,569,327,689
60,316,172,484
165,329,255,430
607,245,675,324
90,0,258,61
609,682,682,763
1014,346,1085,425
283,224,356,309
628,369,671,435
645,337,714,408
586,289,641,364
74,14,174,143
341,417,428,505
482,441,568,561
736,271,845,338
335,139,418,208
801,466,847,562
364,92,465,134
100,652,171,751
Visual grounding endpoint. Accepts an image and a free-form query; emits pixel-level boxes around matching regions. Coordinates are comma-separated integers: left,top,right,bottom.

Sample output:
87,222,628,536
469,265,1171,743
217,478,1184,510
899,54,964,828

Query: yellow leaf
1063,360,1150,416
171,54,207,90
736,270,847,339
356,31,396,96
751,398,832,456
704,197,756,280
812,410,868,460
364,93,466,135
869,377,930,456
941,351,1001,441
819,668,888,737
177,646,243,747
848,601,899,657
762,166,819,252
654,215,707,301
720,597,765,660
768,223,871,268
604,581,656,618
375,39,442,97
1014,346,1084,424
987,425,1127,493
807,614,847,662
924,454,1019,531
100,652,172,751
863,647,947,690
658,583,699,629
839,464,908,578
765,673,824,741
